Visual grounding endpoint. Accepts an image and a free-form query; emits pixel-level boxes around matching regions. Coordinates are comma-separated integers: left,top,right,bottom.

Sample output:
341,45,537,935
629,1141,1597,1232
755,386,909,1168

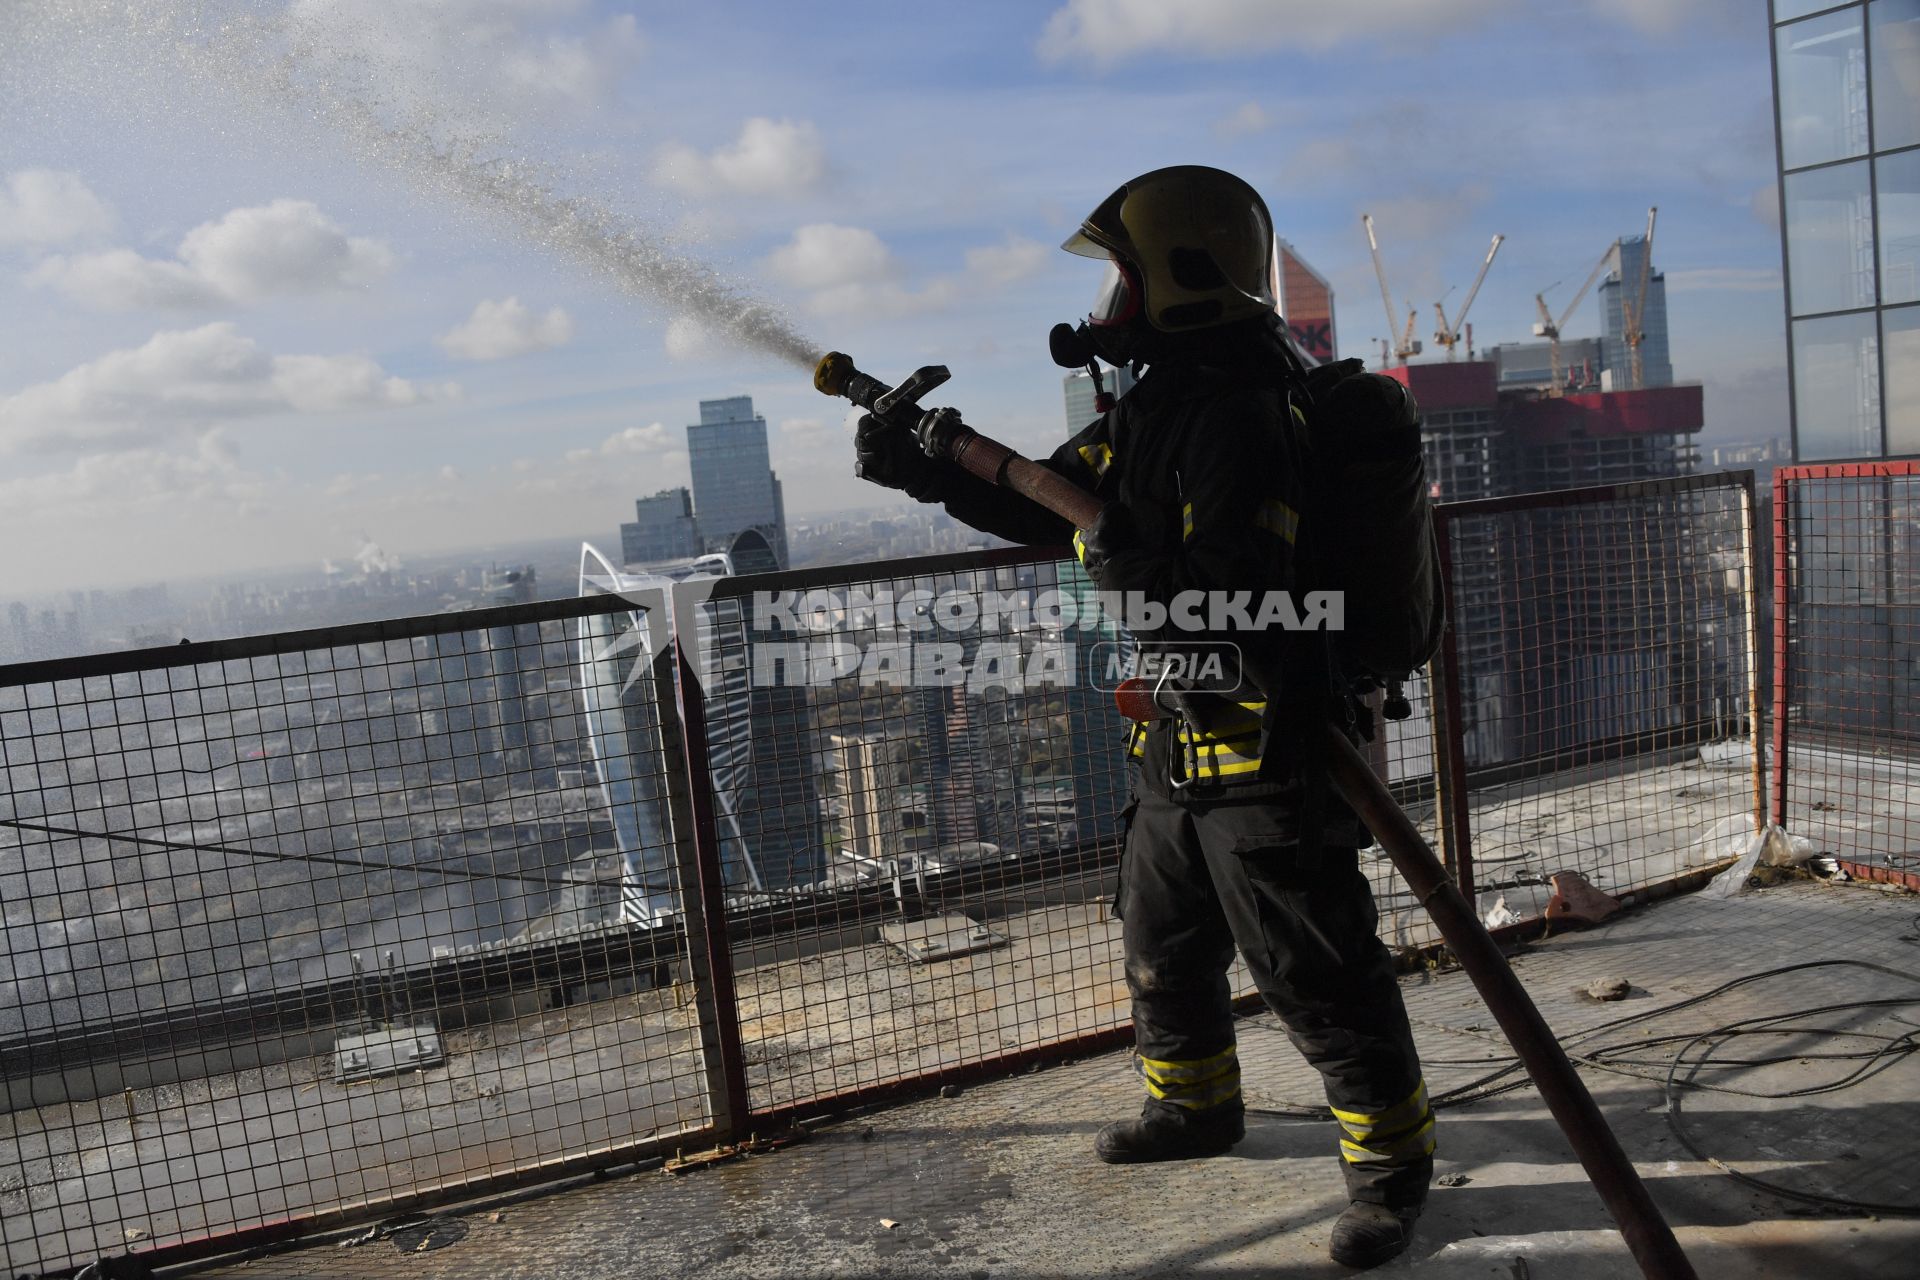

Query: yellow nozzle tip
814,351,853,397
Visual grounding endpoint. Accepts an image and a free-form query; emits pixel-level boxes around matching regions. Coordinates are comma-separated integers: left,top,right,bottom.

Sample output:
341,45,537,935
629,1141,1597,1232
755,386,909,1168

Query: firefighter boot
1094,1099,1245,1164
1328,1201,1421,1269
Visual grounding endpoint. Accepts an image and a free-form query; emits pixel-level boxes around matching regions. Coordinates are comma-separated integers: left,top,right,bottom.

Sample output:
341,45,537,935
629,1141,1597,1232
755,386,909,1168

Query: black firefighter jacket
930,357,1370,850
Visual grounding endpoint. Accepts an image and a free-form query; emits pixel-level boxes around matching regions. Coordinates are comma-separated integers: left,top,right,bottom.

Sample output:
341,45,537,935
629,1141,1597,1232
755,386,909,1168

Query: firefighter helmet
1063,166,1278,334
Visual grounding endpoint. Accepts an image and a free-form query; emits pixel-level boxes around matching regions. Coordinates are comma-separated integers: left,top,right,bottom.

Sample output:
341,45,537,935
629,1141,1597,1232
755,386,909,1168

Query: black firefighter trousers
1116,788,1434,1207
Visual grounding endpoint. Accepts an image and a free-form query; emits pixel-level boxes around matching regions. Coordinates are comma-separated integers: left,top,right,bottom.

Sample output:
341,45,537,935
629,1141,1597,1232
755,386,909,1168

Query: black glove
1074,502,1136,585
854,413,944,500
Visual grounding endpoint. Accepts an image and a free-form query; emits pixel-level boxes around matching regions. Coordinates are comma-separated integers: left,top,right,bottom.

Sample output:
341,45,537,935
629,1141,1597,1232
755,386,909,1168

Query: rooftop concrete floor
183,878,1920,1280
6,745,1774,1275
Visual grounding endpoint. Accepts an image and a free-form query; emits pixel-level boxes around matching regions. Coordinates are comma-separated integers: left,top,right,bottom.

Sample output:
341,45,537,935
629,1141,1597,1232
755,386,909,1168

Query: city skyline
0,1,1795,598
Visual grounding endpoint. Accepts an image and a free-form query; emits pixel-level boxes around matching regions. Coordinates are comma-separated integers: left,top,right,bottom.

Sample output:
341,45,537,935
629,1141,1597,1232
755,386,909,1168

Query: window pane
1881,150,1920,304
1794,311,1883,458
1778,9,1870,168
1871,0,1920,150
1887,305,1920,453
1786,160,1878,313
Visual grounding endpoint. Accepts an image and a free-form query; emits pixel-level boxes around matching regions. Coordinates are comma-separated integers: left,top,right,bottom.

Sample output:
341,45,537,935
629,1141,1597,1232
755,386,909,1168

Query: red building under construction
1378,362,1719,770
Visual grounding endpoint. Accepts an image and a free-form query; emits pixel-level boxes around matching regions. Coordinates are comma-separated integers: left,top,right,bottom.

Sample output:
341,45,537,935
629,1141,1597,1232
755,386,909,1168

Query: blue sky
0,0,1785,593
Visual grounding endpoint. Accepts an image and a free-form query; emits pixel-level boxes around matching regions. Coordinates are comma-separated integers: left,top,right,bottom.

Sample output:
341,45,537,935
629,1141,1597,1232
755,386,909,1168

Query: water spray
2,1,821,371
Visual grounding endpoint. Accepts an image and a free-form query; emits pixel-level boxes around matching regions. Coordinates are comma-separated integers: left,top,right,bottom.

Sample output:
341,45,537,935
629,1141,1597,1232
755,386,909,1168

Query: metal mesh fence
0,597,715,1275
0,474,1782,1272
1773,461,1920,890
669,550,1136,1119
1432,473,1764,928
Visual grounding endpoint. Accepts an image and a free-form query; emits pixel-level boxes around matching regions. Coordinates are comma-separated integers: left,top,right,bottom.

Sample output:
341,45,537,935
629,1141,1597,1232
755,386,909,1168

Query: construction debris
1585,976,1632,1002
1545,870,1620,924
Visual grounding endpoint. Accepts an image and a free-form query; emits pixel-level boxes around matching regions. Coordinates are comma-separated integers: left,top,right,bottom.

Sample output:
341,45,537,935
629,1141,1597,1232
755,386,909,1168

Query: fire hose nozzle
813,351,951,426
813,351,855,398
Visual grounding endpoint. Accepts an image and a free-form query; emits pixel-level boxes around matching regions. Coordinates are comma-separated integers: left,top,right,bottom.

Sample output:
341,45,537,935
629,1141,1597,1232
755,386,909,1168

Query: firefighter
851,166,1433,1270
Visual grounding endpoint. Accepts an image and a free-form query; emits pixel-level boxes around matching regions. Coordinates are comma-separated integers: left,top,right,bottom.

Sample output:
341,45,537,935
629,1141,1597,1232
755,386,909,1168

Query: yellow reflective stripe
1339,1117,1436,1164
1255,498,1299,544
1137,1044,1238,1085
1146,1074,1242,1110
1077,441,1114,477
1182,502,1195,541
1127,723,1145,757
1291,403,1308,427
1176,722,1260,744
1331,1082,1431,1139
1072,528,1088,564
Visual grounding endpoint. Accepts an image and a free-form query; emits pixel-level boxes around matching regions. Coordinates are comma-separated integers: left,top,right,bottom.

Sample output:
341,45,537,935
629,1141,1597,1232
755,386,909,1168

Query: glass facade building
1598,235,1673,390
576,543,823,917
1771,0,1920,459
619,487,701,568
687,396,789,569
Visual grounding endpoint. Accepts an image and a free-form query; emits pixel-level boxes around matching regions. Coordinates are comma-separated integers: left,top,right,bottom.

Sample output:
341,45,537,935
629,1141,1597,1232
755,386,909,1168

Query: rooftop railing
0,472,1784,1276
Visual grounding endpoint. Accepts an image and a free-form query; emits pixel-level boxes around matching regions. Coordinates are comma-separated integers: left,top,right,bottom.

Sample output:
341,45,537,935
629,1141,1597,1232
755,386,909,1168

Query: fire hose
815,351,1697,1280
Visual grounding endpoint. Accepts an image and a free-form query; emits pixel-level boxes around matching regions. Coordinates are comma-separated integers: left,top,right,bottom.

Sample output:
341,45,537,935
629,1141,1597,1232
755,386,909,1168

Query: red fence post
1770,470,1792,831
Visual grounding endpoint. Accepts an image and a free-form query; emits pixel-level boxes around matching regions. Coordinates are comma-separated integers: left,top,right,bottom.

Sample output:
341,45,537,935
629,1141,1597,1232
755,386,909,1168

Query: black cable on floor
1236,958,1920,1214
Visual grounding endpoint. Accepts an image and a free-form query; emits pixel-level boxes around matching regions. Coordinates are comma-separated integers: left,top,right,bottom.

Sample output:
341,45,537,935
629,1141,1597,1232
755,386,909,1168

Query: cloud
1214,101,1270,137
655,117,829,198
768,224,956,318
1664,267,1782,294
1037,0,1520,64
767,225,1049,319
28,249,219,309
438,297,575,360
0,322,445,454
766,223,899,291
564,422,673,464
31,200,395,310
500,14,644,105
0,169,116,248
1750,182,1781,231
283,0,642,115
0,430,266,515
964,234,1049,287
1035,0,1734,64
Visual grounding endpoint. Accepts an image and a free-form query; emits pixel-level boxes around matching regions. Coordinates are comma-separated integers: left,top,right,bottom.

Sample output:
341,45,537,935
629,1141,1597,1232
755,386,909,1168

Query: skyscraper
1598,232,1673,390
620,488,701,568
1770,1,1919,461
1383,361,1707,765
1274,236,1338,366
688,396,789,570
576,544,823,906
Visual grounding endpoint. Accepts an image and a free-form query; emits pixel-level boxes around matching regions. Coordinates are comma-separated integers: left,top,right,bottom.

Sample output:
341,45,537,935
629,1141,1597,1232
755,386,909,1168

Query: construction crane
1362,213,1422,365
1432,233,1505,360
1532,241,1619,397
1622,205,1658,390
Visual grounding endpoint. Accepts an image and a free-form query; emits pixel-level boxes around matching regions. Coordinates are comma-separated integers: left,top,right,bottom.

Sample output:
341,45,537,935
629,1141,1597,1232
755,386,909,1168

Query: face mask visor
1088,257,1142,328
